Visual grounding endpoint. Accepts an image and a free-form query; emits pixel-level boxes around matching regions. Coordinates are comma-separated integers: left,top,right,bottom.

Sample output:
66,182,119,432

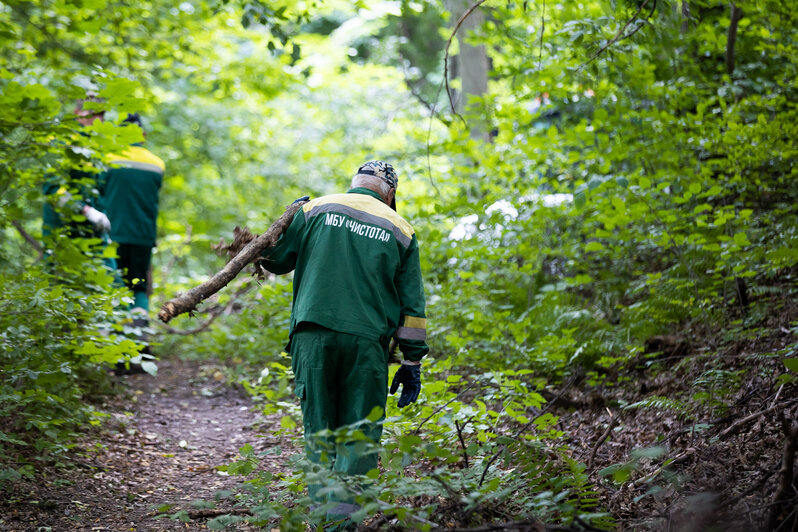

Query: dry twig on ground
587,410,622,470
717,398,798,440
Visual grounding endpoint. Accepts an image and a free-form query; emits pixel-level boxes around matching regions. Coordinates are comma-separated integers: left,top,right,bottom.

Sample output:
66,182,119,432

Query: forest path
2,357,296,531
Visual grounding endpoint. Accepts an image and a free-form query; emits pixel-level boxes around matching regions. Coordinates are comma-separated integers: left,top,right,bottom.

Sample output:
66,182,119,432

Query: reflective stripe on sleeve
396,316,426,341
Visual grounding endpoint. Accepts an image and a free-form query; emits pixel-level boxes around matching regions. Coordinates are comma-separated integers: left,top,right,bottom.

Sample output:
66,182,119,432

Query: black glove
390,363,421,407
292,195,310,204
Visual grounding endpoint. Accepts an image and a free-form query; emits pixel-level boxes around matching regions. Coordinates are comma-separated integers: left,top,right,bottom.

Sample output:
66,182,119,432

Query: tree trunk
446,0,489,140
680,1,690,33
725,3,743,76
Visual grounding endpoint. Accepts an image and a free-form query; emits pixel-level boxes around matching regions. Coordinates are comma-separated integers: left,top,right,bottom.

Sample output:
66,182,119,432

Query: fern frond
623,396,687,413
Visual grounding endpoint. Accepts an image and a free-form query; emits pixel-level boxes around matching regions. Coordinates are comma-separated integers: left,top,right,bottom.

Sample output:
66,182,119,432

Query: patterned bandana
356,160,398,190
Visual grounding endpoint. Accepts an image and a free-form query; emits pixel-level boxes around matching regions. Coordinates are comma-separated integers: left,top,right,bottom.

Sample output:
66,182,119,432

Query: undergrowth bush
0,236,139,484
165,360,612,531
155,276,293,374
0,73,157,485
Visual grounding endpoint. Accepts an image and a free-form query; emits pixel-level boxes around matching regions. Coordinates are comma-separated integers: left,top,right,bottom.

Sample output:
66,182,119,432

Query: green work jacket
99,145,165,247
260,188,429,362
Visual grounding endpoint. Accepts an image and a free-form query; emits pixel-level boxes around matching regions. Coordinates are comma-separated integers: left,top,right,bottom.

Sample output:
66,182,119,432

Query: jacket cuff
399,339,428,362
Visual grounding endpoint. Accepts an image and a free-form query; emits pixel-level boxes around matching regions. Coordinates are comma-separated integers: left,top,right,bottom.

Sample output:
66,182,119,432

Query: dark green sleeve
258,209,305,275
42,169,95,231
396,236,429,362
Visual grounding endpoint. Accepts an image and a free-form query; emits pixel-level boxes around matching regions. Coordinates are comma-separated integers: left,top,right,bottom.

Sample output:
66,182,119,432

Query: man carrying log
257,160,429,526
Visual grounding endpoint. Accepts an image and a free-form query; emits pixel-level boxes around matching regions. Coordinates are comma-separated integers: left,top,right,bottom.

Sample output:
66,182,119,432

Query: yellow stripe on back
303,193,414,238
106,146,166,172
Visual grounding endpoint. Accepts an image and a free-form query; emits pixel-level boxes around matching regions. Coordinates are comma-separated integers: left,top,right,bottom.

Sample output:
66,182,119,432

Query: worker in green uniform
42,96,114,265
100,113,165,331
258,160,428,527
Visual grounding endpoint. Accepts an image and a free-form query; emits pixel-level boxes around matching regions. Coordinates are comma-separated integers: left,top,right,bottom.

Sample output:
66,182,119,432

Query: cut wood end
158,303,176,323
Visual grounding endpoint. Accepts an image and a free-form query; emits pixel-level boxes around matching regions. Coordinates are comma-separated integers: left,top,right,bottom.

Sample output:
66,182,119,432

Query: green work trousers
116,243,152,311
290,323,389,487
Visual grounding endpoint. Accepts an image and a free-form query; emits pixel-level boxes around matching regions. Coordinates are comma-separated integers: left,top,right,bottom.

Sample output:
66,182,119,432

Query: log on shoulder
158,200,306,323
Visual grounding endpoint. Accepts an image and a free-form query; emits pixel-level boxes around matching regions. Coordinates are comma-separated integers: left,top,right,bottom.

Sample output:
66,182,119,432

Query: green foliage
0,0,203,480
622,396,689,415
3,0,798,525
691,366,744,411
413,0,798,378
0,245,139,477
192,364,611,530
1,0,430,480
346,0,447,105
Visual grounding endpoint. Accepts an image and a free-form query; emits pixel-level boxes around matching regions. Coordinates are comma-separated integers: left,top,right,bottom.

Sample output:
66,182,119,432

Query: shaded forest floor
2,313,798,531
557,307,798,531
0,358,297,531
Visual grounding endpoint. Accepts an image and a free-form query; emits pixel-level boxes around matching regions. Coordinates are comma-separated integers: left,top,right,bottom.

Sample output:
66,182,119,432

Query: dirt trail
1,357,297,531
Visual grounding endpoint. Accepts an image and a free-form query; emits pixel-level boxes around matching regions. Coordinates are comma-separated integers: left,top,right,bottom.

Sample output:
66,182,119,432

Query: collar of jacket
347,187,384,202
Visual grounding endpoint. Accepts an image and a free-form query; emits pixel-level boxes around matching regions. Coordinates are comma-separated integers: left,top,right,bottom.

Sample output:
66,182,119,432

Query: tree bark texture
725,3,743,76
445,0,489,140
157,200,306,323
680,1,690,33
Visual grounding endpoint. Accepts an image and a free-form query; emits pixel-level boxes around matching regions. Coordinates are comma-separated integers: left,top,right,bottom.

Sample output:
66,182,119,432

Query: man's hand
390,362,421,407
83,206,111,232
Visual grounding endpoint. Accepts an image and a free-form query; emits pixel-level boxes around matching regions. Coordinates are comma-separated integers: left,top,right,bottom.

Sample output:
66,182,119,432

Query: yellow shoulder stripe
106,146,166,172
303,193,414,238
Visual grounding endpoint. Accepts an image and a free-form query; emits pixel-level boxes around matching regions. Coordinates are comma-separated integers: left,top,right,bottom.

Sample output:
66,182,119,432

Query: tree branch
716,398,798,440
157,280,257,335
680,1,691,33
454,418,471,468
538,0,546,71
11,220,44,260
579,0,656,69
157,201,305,323
412,383,475,435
